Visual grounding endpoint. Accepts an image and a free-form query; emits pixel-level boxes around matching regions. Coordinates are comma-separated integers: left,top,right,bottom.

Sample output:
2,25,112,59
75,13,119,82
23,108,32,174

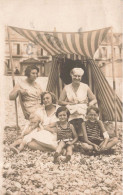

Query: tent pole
111,27,118,137
7,26,19,132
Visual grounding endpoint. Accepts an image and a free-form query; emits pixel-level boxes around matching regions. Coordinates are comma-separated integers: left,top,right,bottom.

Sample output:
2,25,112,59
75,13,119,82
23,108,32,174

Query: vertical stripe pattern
9,26,111,58
89,59,122,121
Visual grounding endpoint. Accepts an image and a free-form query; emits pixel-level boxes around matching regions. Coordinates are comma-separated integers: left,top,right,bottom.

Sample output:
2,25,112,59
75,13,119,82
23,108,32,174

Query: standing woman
59,68,97,141
9,65,42,118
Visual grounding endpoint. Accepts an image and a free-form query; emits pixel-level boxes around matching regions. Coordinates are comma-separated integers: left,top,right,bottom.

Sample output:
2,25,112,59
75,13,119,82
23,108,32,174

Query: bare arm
87,88,97,106
98,120,109,150
82,122,99,151
9,84,28,100
58,88,68,105
43,122,57,133
58,88,75,105
67,124,78,145
9,84,20,100
82,122,95,146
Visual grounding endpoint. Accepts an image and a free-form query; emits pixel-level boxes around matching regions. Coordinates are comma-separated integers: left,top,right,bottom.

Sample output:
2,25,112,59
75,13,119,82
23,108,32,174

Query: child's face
87,109,98,122
30,116,40,126
58,111,68,122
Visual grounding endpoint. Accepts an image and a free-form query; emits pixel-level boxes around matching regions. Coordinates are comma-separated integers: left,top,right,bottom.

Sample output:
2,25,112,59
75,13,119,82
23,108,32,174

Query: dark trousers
70,118,84,141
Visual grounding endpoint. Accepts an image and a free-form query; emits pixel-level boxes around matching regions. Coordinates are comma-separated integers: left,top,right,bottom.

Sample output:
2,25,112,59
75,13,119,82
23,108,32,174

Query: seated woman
9,65,42,118
59,67,97,141
81,106,118,153
26,92,59,151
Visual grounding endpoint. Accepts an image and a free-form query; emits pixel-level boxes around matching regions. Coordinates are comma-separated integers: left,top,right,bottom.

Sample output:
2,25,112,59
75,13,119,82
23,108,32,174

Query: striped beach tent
9,26,110,58
8,26,122,122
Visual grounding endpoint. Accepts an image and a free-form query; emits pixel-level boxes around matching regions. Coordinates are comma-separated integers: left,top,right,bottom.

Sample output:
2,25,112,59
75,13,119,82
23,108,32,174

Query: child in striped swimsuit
81,106,118,153
45,106,78,163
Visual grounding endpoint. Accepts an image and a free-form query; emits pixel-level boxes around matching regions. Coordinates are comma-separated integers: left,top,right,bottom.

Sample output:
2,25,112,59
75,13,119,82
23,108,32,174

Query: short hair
56,106,70,118
25,65,39,77
41,91,57,105
70,68,84,77
86,106,99,115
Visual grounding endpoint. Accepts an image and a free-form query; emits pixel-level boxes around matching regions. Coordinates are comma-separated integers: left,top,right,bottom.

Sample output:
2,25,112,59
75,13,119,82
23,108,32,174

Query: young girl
45,106,78,163
81,106,118,153
10,115,41,154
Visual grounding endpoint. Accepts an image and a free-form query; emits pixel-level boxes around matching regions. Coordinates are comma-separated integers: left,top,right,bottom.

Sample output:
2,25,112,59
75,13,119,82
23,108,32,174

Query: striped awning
9,26,111,59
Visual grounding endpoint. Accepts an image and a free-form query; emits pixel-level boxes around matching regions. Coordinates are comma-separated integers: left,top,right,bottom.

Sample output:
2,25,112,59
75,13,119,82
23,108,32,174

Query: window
17,44,20,55
8,59,10,69
47,52,50,56
114,47,116,58
41,48,43,56
119,48,122,59
12,43,20,55
23,44,28,54
102,47,107,58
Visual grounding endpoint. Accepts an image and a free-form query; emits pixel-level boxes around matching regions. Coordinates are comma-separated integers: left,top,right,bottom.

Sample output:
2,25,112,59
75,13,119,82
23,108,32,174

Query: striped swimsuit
57,122,73,142
85,120,103,145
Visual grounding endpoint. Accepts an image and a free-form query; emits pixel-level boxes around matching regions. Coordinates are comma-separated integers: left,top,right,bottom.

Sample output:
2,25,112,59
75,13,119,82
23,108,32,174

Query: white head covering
71,68,84,76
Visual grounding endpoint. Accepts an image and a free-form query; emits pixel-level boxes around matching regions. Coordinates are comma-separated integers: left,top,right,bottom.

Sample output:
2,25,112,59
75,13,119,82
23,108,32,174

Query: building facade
94,33,122,100
94,33,122,77
5,27,52,76
5,28,122,78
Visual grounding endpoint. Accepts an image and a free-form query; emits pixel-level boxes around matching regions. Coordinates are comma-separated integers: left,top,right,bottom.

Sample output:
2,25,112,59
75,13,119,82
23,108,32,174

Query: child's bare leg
98,141,104,148
103,137,118,151
54,141,65,163
62,148,66,155
56,141,66,154
81,143,93,151
10,139,22,148
18,140,26,152
64,145,74,162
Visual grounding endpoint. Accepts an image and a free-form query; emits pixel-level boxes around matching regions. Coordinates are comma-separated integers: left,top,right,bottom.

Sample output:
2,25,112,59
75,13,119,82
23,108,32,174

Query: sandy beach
1,76,122,195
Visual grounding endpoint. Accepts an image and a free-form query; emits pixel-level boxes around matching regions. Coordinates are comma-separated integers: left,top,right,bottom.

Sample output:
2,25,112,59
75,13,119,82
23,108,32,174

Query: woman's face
71,71,82,84
43,93,52,106
29,69,38,81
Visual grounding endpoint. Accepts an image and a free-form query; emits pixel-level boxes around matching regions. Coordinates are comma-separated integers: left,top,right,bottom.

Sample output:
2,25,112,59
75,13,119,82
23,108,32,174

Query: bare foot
10,147,19,154
62,148,66,156
64,155,71,163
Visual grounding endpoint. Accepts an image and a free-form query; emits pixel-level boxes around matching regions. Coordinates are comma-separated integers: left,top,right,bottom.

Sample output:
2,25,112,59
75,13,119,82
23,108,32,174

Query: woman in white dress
26,92,59,151
59,68,97,141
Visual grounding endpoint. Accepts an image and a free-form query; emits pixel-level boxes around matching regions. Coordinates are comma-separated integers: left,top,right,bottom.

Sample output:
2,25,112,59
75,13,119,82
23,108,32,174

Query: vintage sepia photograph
0,0,122,194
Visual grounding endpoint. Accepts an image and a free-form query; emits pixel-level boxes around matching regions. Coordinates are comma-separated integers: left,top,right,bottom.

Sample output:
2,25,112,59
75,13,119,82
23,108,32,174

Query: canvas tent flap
9,26,111,59
89,59,122,122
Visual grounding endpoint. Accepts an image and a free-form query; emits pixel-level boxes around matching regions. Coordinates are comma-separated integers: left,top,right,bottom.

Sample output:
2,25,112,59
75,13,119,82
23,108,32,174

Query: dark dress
56,121,73,142
85,120,103,145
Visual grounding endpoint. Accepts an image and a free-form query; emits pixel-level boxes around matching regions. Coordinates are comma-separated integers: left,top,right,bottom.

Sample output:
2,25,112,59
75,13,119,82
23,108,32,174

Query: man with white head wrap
59,67,97,141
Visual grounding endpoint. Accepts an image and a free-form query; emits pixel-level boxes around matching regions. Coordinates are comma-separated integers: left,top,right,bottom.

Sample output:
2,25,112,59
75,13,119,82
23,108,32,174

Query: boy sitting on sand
81,106,118,153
